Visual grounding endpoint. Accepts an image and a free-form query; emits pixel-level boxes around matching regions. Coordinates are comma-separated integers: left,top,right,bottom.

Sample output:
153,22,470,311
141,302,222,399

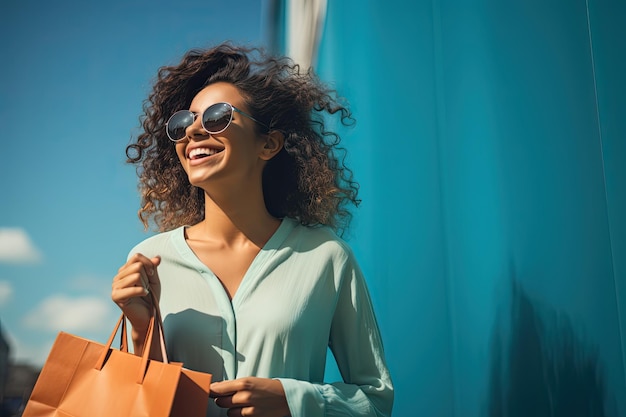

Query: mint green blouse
128,218,393,417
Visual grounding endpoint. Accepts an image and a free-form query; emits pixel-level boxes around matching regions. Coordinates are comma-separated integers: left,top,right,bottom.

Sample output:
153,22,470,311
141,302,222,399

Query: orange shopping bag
23,293,211,417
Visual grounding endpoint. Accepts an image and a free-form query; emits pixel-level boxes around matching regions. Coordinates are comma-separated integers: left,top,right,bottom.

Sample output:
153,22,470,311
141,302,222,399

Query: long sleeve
277,253,394,417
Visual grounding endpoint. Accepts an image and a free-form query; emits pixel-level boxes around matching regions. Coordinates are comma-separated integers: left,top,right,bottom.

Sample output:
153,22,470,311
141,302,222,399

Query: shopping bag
22,293,212,417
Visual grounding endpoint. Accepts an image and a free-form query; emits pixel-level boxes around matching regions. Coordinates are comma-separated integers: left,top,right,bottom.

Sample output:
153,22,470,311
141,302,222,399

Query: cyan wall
312,1,625,416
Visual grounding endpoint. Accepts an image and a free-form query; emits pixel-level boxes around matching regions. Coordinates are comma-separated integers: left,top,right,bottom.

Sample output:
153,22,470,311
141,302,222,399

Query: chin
187,173,222,190
188,177,209,188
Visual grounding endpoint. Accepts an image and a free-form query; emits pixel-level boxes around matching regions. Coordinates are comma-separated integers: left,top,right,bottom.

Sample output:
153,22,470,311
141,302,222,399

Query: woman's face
174,82,267,192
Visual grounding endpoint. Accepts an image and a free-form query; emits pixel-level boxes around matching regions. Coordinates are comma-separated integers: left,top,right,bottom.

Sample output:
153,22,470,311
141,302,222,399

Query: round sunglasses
165,102,268,142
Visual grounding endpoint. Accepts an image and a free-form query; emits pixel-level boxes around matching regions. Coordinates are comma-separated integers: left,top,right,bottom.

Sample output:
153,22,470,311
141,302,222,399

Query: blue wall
311,0,626,415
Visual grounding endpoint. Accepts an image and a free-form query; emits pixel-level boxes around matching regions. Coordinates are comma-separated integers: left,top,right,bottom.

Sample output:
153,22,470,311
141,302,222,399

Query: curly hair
126,43,360,235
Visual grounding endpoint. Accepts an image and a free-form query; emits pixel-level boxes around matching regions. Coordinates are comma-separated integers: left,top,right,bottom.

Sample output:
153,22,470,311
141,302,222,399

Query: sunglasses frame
165,102,268,142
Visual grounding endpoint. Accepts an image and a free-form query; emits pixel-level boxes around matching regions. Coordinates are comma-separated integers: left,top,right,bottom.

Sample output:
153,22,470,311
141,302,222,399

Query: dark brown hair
127,43,359,234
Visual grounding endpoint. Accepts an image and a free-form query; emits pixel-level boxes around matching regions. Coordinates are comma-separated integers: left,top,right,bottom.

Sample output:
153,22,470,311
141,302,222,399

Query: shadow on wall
487,280,613,417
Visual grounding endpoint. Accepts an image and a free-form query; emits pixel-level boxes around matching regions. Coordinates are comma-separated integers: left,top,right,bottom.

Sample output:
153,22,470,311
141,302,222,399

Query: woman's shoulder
287,219,355,260
127,227,184,258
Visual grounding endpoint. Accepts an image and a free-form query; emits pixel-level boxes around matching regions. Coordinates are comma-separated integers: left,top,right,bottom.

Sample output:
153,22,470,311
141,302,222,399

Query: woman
111,43,393,417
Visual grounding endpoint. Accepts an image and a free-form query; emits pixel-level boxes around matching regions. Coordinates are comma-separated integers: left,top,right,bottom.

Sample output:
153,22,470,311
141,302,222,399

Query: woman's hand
111,253,161,349
210,377,291,417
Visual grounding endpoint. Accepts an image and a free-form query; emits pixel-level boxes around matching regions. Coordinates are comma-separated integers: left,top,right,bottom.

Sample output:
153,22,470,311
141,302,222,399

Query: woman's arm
278,256,394,417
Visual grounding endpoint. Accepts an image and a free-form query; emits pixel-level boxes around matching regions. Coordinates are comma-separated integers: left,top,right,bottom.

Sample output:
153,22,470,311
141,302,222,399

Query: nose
185,113,208,141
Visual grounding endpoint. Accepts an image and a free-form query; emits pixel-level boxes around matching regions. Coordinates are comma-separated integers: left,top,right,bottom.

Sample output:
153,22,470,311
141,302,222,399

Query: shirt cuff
275,378,325,417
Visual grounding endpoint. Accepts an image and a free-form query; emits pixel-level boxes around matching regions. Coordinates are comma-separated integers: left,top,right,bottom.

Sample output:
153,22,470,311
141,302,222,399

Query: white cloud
0,228,42,264
23,294,114,333
0,280,13,305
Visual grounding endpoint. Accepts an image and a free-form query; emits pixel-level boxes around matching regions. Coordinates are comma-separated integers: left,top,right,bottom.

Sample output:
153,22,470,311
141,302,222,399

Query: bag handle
148,289,171,364
95,289,168,384
118,290,169,360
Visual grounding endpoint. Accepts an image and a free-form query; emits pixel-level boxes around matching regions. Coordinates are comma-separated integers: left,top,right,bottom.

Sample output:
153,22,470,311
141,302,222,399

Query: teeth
188,147,220,159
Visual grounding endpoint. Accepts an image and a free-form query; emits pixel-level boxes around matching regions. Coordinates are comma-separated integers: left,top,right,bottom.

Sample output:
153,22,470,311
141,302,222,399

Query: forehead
189,82,246,110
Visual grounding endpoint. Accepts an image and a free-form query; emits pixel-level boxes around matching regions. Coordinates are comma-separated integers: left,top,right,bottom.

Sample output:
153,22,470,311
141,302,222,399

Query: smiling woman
125,44,359,234
111,43,393,417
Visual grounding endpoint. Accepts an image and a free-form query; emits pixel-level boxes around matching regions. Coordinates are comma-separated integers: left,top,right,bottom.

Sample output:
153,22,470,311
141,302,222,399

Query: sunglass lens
167,111,195,141
202,103,233,133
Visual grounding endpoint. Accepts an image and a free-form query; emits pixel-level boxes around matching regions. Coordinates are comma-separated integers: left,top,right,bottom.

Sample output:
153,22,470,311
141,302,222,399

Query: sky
0,0,272,367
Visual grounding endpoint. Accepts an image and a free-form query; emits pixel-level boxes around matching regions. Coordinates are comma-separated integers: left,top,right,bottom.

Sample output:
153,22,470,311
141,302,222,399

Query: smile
187,147,224,160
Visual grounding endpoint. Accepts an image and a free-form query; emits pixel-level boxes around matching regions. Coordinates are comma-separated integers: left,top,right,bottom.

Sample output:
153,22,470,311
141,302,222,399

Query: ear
259,130,285,161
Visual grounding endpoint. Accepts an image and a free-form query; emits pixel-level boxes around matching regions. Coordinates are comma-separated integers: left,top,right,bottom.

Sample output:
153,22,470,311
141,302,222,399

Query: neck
197,187,281,248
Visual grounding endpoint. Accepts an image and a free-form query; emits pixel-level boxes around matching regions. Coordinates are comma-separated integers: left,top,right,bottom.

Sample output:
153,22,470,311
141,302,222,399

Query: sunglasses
166,102,268,142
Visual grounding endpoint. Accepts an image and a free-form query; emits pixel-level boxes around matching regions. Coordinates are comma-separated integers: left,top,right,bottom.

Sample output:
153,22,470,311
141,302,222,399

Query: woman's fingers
210,378,289,417
146,256,162,300
112,269,149,306
112,284,148,306
111,253,162,315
